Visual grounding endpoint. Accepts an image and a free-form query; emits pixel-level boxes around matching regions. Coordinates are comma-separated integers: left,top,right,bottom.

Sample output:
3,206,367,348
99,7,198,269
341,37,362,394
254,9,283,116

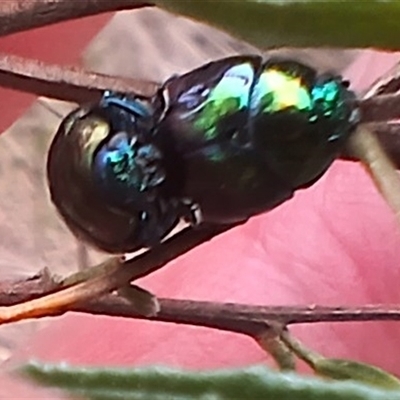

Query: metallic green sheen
252,68,312,114
160,56,356,223
103,145,136,184
182,63,255,142
250,62,356,187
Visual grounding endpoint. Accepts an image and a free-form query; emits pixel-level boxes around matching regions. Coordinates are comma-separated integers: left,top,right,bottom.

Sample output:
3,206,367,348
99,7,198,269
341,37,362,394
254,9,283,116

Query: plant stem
348,125,400,224
0,0,152,37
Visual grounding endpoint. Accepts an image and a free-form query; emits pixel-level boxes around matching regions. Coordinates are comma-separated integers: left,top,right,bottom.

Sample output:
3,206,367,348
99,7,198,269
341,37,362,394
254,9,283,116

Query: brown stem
342,122,400,169
347,126,400,224
1,52,400,167
0,268,58,305
362,60,400,98
2,264,400,337
3,269,400,334
77,297,400,334
0,53,158,102
0,51,399,119
0,257,123,323
0,225,233,324
359,93,400,123
0,0,153,37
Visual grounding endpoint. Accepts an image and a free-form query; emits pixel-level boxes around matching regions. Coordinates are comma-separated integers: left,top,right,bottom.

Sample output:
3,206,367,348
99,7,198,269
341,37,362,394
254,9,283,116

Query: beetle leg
179,198,203,226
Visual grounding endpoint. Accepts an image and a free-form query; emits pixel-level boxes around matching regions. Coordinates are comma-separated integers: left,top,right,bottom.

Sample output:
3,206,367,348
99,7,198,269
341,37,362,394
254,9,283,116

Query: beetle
47,55,359,254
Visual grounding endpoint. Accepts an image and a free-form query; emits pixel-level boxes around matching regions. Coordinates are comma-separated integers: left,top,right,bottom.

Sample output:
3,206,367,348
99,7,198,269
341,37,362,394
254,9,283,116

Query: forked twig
0,225,233,324
2,273,400,338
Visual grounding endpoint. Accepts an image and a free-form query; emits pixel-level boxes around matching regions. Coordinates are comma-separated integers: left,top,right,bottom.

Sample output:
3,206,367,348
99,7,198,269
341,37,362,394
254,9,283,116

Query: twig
347,125,400,223
0,0,153,37
83,297,400,327
3,278,400,336
255,327,296,370
342,123,400,169
362,60,400,98
0,53,158,102
1,235,400,340
280,329,324,368
0,52,399,122
0,257,123,323
0,225,233,324
2,266,400,334
0,268,58,305
1,52,400,165
359,93,400,123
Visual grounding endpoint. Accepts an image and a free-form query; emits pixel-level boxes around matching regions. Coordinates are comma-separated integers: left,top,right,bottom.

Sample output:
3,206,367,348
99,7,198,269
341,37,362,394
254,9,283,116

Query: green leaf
20,361,400,400
156,0,400,50
314,358,400,390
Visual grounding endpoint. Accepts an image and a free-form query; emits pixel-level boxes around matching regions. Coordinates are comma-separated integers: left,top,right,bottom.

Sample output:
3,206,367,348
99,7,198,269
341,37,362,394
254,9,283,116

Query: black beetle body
157,55,357,223
47,94,180,253
47,56,358,253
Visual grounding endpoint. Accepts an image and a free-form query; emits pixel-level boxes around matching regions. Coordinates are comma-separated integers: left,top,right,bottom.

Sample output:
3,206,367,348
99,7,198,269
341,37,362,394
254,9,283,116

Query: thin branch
2,224,400,338
0,257,123,323
0,225,233,323
0,52,400,120
1,53,400,158
3,273,400,338
347,126,400,223
342,123,400,169
0,53,158,102
256,329,296,370
0,232,400,338
94,297,400,326
359,93,400,123
0,0,153,37
280,329,324,369
0,268,58,305
78,297,400,335
362,60,400,98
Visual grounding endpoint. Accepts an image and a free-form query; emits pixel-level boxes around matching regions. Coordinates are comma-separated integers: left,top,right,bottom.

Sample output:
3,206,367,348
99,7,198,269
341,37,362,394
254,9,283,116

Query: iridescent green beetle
47,55,359,253
157,55,359,224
